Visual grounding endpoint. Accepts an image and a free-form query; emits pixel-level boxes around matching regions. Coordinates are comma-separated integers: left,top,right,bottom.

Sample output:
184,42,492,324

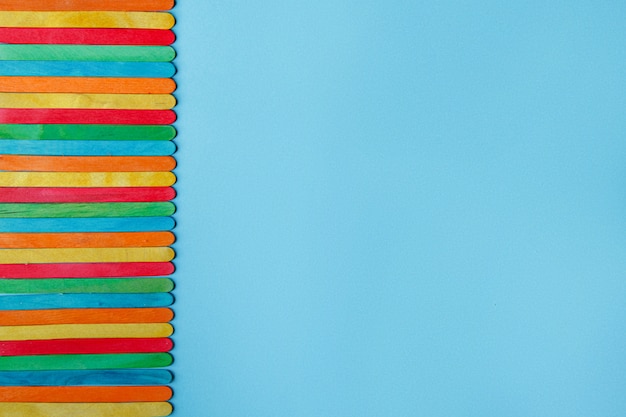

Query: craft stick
0,202,175,217
0,140,175,156
0,0,175,11
0,262,175,278
0,109,176,125
0,61,176,78
0,28,175,46
0,353,173,371
0,156,176,172
0,232,174,248
0,45,175,62
0,308,173,326
0,247,175,264
0,278,174,294
0,172,176,187
0,77,176,94
0,369,173,386
0,338,173,356
0,125,176,141
0,386,172,403
0,12,175,29
0,93,176,110
0,402,173,416
0,293,174,310
0,323,173,341
0,218,175,233
0,188,176,203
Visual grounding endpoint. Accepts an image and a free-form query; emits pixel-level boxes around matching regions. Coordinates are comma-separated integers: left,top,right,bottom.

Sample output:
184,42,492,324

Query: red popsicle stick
0,188,176,203
0,109,176,125
0,262,175,278
0,28,175,45
0,338,173,356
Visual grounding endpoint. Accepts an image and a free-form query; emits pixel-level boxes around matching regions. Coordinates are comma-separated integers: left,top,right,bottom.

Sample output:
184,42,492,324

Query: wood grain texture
0,323,173,341
0,12,175,29
0,28,175,46
0,386,172,402
0,61,175,77
0,231,174,248
0,338,173,356
0,278,174,294
0,218,175,233
0,0,174,11
0,109,176,125
0,247,175,264
0,124,176,140
0,202,175,217
0,93,176,110
0,172,176,187
0,77,176,94
0,402,172,416
0,156,176,172
0,45,175,62
0,188,176,203
0,293,174,310
0,369,173,386
0,308,174,325
0,140,176,156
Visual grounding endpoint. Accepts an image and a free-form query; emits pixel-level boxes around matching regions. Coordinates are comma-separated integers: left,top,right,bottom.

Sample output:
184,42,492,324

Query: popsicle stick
0,202,175,217
0,0,174,11
0,386,172,402
0,28,175,46
0,338,173,356
0,45,175,62
0,77,176,94
0,262,175,278
0,323,173,341
0,61,175,78
0,156,176,172
0,93,176,110
0,369,173,386
0,247,175,264
0,188,176,203
0,231,174,248
0,278,174,294
0,218,175,233
0,124,175,141
0,12,175,29
0,293,174,310
0,109,176,125
0,140,175,156
0,402,172,416
0,172,175,187
0,308,173,326
0,353,173,371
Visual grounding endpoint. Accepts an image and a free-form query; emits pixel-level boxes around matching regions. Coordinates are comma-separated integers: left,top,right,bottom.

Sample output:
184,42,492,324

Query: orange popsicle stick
0,386,172,402
0,77,176,94
0,308,174,326
0,0,174,10
0,232,175,248
0,156,176,172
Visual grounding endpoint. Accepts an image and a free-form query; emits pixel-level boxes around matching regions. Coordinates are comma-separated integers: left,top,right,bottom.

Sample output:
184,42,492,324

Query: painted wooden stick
0,140,176,156
0,172,176,187
0,188,176,203
0,202,175,217
0,353,173,371
0,109,176,125
0,338,173,356
0,77,176,94
0,93,176,110
0,369,173,386
0,308,174,326
0,293,174,310
0,28,175,46
0,218,175,233
0,0,175,11
0,124,176,140
0,61,176,78
0,278,174,294
0,323,173,341
0,156,176,172
0,386,173,402
0,12,175,29
0,231,175,248
0,45,175,62
0,247,175,264
0,402,173,416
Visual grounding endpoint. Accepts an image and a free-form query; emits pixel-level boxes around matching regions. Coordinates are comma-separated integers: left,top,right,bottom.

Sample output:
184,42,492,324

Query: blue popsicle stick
0,217,175,233
0,369,173,386
0,293,174,310
0,140,175,156
0,61,176,77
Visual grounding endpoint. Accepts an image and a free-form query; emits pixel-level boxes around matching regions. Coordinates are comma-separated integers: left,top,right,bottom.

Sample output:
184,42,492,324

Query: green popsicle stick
0,278,174,294
0,202,175,218
0,45,175,62
0,124,175,140
0,353,173,371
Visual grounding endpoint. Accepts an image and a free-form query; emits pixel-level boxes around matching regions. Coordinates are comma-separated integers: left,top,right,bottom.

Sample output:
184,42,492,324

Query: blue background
171,2,626,416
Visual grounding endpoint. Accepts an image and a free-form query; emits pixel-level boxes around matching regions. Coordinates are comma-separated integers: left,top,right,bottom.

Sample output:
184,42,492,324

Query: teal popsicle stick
0,61,176,77
0,45,176,62
0,293,174,310
0,217,175,233
0,202,175,218
0,369,173,386
0,125,176,140
0,278,174,294
0,140,175,156
0,353,173,371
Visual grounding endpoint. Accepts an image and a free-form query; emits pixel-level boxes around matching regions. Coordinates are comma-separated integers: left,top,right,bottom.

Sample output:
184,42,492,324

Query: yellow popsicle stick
0,323,173,341
0,93,176,110
0,172,176,187
0,12,174,29
0,402,172,417
0,247,175,264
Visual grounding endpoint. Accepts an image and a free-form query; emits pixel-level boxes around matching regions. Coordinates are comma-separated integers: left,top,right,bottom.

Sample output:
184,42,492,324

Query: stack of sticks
0,1,177,416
